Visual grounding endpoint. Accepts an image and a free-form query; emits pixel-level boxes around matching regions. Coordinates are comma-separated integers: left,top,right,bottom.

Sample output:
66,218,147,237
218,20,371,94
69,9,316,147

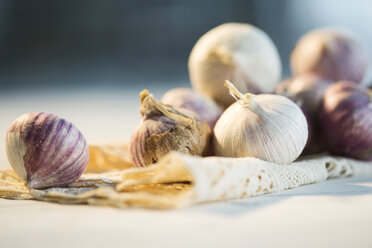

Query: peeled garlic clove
6,112,89,189
213,81,308,164
161,88,223,130
319,81,372,160
130,90,211,167
291,28,370,83
188,23,282,108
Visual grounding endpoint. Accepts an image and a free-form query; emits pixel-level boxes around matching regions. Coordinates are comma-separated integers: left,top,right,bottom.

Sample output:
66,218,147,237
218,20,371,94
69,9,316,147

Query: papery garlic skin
189,23,282,108
130,90,211,167
161,88,223,130
214,82,308,164
291,28,370,83
6,112,89,189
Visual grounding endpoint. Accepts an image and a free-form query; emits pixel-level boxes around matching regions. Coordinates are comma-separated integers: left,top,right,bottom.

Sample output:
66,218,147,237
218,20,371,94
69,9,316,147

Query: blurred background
0,0,371,167
0,0,372,91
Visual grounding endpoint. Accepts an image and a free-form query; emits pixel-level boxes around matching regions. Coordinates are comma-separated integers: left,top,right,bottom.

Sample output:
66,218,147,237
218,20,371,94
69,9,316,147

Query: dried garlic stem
224,80,255,107
140,90,194,125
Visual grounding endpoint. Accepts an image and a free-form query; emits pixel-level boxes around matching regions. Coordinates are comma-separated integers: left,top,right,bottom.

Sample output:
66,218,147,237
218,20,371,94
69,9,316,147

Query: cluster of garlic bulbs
5,22,372,193
129,23,309,166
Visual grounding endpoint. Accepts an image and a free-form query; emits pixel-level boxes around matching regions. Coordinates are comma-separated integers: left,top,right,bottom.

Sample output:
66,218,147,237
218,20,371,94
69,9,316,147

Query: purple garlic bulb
161,88,223,130
291,28,370,83
6,112,89,189
319,81,372,160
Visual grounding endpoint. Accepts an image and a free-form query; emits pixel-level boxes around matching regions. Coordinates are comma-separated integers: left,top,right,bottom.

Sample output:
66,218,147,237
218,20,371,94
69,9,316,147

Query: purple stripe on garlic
5,112,89,189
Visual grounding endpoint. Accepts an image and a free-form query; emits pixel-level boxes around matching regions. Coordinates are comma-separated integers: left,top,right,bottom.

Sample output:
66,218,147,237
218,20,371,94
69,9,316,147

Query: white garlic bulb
213,81,308,164
188,23,282,108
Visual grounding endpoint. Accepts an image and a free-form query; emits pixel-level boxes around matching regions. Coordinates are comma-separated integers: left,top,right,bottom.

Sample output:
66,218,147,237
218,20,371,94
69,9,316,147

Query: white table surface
1,87,372,248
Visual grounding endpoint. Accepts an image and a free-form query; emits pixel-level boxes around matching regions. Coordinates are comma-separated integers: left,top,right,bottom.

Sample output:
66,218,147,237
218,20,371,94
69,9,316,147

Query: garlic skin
291,28,370,83
319,81,372,160
6,112,89,189
161,88,223,130
189,23,282,108
130,90,211,167
213,81,308,164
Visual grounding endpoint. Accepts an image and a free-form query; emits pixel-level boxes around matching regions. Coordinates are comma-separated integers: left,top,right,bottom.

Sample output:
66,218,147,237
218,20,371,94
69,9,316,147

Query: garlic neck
224,80,262,112
139,89,194,125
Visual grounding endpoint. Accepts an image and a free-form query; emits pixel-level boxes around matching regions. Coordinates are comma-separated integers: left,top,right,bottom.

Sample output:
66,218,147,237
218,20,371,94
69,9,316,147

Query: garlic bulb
6,112,89,189
291,28,370,83
188,23,282,108
130,90,211,167
319,81,372,160
161,88,223,130
213,81,308,164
